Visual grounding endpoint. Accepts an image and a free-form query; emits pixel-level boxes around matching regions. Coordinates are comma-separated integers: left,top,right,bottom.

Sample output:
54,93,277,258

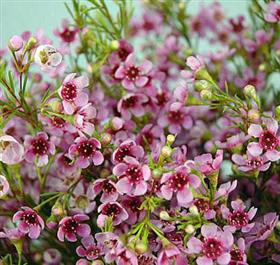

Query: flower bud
244,85,256,99
248,109,260,122
135,241,148,254
194,80,211,92
258,64,266,72
189,205,199,216
25,37,37,50
152,168,162,178
167,134,175,145
92,261,104,265
110,40,120,51
275,105,280,121
112,117,124,131
161,146,172,158
160,211,171,221
185,224,195,234
101,133,112,145
9,35,23,51
200,89,212,100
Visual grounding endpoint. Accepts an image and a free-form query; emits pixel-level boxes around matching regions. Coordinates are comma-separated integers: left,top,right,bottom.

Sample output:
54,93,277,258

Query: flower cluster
0,1,280,265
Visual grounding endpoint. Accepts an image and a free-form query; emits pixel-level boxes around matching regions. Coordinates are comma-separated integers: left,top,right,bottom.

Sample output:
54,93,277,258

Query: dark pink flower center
118,49,130,61
168,110,184,124
167,172,189,191
63,218,78,233
260,131,279,150
60,154,74,168
138,255,156,265
85,245,101,259
122,96,137,109
51,116,65,128
230,249,244,262
140,132,154,146
60,28,76,43
156,92,169,106
61,82,77,102
229,211,249,228
102,204,121,218
103,181,116,194
195,199,210,213
31,138,49,155
77,141,95,158
125,165,143,184
125,65,140,81
124,197,142,212
115,144,132,162
202,238,224,259
247,157,263,169
22,212,38,225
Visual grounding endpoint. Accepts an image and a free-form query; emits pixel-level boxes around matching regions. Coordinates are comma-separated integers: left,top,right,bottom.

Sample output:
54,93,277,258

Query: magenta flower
187,223,234,265
264,2,280,23
136,124,164,148
194,149,223,175
232,151,271,172
247,119,280,161
113,156,151,196
0,175,9,197
57,214,91,242
97,202,128,227
158,102,193,134
69,137,104,168
157,244,187,265
88,179,118,203
194,199,216,220
24,132,55,167
120,195,144,225
229,238,247,265
115,53,152,91
76,235,104,261
221,199,257,233
117,93,148,120
112,139,144,164
54,19,78,43
58,73,89,114
160,165,200,206
13,207,44,239
0,135,24,165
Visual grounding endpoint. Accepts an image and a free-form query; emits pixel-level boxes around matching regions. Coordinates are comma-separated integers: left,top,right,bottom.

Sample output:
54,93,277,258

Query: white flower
34,45,62,71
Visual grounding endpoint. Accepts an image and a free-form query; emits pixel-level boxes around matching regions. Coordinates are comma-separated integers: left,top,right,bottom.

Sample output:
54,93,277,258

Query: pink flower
136,124,164,149
229,238,247,265
158,102,193,134
181,56,205,79
54,19,78,43
215,180,237,199
232,151,271,172
0,135,24,165
76,235,104,261
69,137,104,168
13,207,44,239
115,53,152,91
160,166,200,206
112,139,144,164
88,179,118,203
221,199,257,233
113,156,151,196
120,195,144,225
264,2,280,23
117,93,149,120
9,35,23,51
247,119,280,161
194,149,223,175
187,223,234,265
0,175,9,197
24,132,55,167
157,244,187,265
97,202,128,227
58,73,89,114
56,153,76,175
57,214,91,242
194,199,216,220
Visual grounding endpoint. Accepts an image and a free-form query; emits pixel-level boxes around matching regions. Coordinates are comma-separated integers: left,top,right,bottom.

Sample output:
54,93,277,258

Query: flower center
103,181,116,194
260,131,279,150
51,116,65,128
140,132,154,146
229,211,249,228
31,138,49,155
195,199,210,212
167,172,189,191
122,96,137,109
86,246,100,259
247,157,262,169
118,49,129,61
168,110,184,123
60,28,76,43
125,165,143,184
230,249,244,262
63,218,78,233
138,255,156,265
61,82,77,102
202,238,224,259
156,92,169,106
115,144,132,162
23,213,37,225
125,197,142,212
77,141,95,158
102,204,121,218
125,66,140,81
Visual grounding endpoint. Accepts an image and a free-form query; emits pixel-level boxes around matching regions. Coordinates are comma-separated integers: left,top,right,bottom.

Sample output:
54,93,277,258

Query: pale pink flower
0,135,24,165
0,175,9,197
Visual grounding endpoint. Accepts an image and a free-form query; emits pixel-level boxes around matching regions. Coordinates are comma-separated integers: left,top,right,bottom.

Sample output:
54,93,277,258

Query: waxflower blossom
88,179,118,203
221,199,257,233
57,214,91,242
97,202,128,227
188,223,234,265
34,44,62,71
58,73,89,115
13,207,44,239
113,156,151,196
181,55,205,80
158,102,193,134
264,2,280,23
0,135,24,165
247,119,280,161
157,244,187,265
69,137,104,168
54,19,78,43
0,175,9,197
160,165,200,206
115,53,152,91
24,132,55,167
9,35,23,51
229,238,247,265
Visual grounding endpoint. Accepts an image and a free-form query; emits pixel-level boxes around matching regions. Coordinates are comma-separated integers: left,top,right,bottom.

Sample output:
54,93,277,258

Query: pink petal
197,256,213,265
177,188,193,205
247,142,262,156
187,237,202,254
135,76,148,87
265,149,280,161
133,181,147,196
116,177,132,194
75,92,89,106
217,253,231,265
28,225,41,239
63,101,75,115
161,185,173,200
77,224,91,238
248,124,263,137
73,75,89,89
92,151,104,166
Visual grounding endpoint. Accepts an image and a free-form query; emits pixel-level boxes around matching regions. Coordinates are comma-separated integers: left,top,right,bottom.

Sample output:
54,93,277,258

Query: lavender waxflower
13,207,44,239
57,214,91,242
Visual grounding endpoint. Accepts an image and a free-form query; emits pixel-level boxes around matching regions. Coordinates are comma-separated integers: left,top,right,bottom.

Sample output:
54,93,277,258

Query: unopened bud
258,64,266,72
161,146,172,158
194,80,210,92
92,260,104,265
101,133,112,145
275,105,280,121
189,205,199,216
160,211,171,221
110,40,120,51
244,85,256,99
9,35,23,51
248,109,260,122
152,168,162,178
135,241,148,254
112,117,124,131
25,37,37,50
167,134,175,145
200,90,212,101
185,224,195,234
